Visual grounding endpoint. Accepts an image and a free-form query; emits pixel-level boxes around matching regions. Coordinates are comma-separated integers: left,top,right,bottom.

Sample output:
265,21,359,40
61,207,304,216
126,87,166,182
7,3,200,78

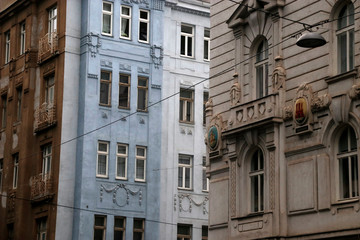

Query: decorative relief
150,45,163,69
122,0,149,8
138,67,149,74
165,2,209,17
100,183,142,207
139,118,145,124
272,56,286,92
151,0,163,10
311,93,331,112
43,62,56,75
175,194,209,215
151,84,161,89
119,63,131,71
88,73,98,79
205,98,213,117
230,73,241,106
349,84,360,100
100,60,112,68
283,105,293,121
82,32,102,57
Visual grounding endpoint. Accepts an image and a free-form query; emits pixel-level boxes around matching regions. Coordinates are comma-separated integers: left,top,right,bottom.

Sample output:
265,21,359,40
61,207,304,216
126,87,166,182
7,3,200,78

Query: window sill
101,33,113,38
118,106,130,110
120,36,131,41
138,40,149,44
325,69,358,84
96,175,108,179
99,104,111,108
179,121,194,125
180,55,195,60
137,109,148,113
332,198,359,205
115,177,127,181
135,179,146,183
178,187,193,192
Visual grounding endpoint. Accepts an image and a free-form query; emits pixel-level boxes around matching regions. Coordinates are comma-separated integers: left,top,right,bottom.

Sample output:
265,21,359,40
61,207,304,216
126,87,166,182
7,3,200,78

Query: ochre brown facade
0,0,67,239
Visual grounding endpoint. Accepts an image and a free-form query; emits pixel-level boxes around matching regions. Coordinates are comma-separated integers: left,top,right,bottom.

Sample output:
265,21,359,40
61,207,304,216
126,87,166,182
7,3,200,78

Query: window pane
133,232,142,240
134,219,143,229
179,100,184,121
349,127,357,151
339,129,349,153
120,75,129,84
117,157,126,177
256,65,264,98
349,4,354,25
338,6,347,29
204,40,209,60
103,15,111,34
94,229,104,240
187,37,192,57
121,19,130,37
202,226,208,237
339,158,350,199
178,167,183,187
139,22,148,41
181,36,186,55
98,155,107,175
351,156,359,197
251,176,259,212
119,86,129,107
186,101,192,121
99,143,108,152
179,156,190,165
136,159,145,179
140,11,148,19
180,90,192,98
100,82,109,104
202,169,207,190
138,78,147,87
95,216,105,226
101,72,110,80
178,225,190,235
185,167,190,188
137,148,145,157
115,218,124,227
181,25,192,34
349,30,354,70
103,3,112,12
338,33,347,73
118,145,127,154
260,174,264,211
114,231,124,240
137,89,146,110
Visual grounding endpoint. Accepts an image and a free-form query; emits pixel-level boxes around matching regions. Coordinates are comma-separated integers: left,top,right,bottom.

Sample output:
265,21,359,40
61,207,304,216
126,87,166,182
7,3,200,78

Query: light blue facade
73,0,164,239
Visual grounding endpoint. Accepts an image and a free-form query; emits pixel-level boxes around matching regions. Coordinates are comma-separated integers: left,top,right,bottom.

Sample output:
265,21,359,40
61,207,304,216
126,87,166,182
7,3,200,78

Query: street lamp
296,31,326,48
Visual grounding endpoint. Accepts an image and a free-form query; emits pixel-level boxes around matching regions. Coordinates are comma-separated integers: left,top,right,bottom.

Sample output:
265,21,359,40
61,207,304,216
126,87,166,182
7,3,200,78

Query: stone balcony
30,173,54,202
38,32,58,63
34,102,56,132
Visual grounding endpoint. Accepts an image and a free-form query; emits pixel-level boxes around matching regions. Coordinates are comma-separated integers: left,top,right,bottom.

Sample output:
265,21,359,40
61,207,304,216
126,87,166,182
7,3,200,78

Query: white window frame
204,28,210,61
180,24,194,58
255,40,269,99
116,143,128,180
249,149,264,213
179,88,194,123
0,159,3,192
13,154,19,189
42,144,52,179
48,6,57,34
20,22,26,55
135,146,146,182
96,141,109,178
202,157,209,192
138,9,149,43
94,215,107,240
102,1,113,36
120,5,132,40
178,155,192,190
5,31,10,64
37,218,47,240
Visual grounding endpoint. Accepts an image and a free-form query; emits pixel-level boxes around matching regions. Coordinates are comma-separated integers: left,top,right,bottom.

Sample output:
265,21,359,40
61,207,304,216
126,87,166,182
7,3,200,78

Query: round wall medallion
208,125,219,150
294,97,308,125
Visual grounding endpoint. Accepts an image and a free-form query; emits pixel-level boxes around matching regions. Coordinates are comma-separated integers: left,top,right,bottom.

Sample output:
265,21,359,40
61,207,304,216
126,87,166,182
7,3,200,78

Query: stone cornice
165,1,210,17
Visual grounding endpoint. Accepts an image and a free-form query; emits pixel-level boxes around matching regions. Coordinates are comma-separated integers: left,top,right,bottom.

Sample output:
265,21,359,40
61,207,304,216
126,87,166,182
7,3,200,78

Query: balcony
30,173,54,202
38,32,58,63
34,102,56,132
224,94,283,135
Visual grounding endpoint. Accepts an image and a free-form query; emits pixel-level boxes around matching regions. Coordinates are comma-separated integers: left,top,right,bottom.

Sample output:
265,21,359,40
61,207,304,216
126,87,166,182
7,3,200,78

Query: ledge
325,69,358,84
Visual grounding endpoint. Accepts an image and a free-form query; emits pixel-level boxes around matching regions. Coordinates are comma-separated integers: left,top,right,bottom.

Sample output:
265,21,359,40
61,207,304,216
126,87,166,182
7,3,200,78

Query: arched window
255,39,269,98
336,2,354,74
250,148,264,212
338,126,358,199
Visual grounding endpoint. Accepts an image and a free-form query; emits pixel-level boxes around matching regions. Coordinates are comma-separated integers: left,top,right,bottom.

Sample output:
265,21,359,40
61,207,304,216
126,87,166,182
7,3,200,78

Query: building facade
0,0,80,239
207,0,360,239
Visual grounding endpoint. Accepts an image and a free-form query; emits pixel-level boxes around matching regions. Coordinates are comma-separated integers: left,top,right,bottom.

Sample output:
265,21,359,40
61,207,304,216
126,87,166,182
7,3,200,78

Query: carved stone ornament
150,45,163,69
230,79,241,107
174,194,209,215
122,0,149,8
206,114,224,152
205,98,213,118
272,56,286,91
100,184,142,207
349,83,360,100
283,105,293,121
311,93,332,113
82,32,101,57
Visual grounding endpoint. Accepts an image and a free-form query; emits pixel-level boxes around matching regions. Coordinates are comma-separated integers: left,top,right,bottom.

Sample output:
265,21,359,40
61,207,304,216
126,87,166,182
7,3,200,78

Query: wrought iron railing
38,32,58,62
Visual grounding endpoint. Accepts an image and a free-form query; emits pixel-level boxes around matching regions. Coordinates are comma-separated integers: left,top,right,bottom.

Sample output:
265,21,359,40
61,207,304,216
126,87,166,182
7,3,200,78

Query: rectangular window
20,22,26,55
37,218,47,240
135,146,146,181
177,224,192,240
133,218,145,240
203,92,208,125
0,159,3,192
178,155,192,190
204,28,210,61
120,6,131,39
114,216,126,240
119,74,130,108
137,77,148,111
180,24,194,58
48,6,57,33
5,31,10,64
100,71,111,106
97,141,109,178
202,157,209,192
116,144,128,180
16,87,22,122
7,223,14,240
102,1,113,35
202,226,208,240
179,89,194,123
42,144,52,179
94,215,106,240
139,10,149,43
13,154,19,189
45,76,55,105
1,95,7,129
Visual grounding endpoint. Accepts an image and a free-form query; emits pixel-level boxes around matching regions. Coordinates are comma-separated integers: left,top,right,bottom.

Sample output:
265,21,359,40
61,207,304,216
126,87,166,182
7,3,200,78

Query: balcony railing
38,32,58,62
30,173,53,201
34,102,56,132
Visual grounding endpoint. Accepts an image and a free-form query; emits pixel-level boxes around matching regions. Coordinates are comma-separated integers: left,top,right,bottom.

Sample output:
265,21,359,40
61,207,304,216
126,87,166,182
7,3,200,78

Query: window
5,31,10,64
97,141,109,177
338,126,358,199
137,77,148,111
16,87,22,122
102,1,113,35
120,5,131,39
255,39,269,98
37,218,47,240
204,28,210,61
13,154,19,189
45,76,55,105
202,226,208,240
203,92,208,125
1,95,7,129
177,224,192,240
180,24,194,57
94,215,106,240
250,149,264,212
114,216,126,240
133,218,144,240
0,159,3,192
202,157,209,192
178,155,192,190
100,71,111,106
116,144,128,180
119,74,130,108
337,3,354,74
20,22,26,55
7,223,14,240
139,10,149,43
135,146,146,181
42,144,52,179
179,89,194,123
48,6,57,33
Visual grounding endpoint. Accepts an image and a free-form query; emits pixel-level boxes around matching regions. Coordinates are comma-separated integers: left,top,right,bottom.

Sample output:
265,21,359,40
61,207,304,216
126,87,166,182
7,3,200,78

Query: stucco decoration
175,194,209,215
206,114,223,152
150,45,163,69
272,56,286,92
82,32,101,57
311,93,332,113
119,63,131,71
138,67,150,74
205,98,213,117
101,60,112,68
349,84,360,100
123,0,150,8
230,82,241,106
100,184,142,207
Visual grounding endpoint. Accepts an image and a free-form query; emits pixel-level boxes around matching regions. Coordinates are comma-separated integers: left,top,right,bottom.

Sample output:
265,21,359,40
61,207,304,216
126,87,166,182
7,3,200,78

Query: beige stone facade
207,0,360,239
